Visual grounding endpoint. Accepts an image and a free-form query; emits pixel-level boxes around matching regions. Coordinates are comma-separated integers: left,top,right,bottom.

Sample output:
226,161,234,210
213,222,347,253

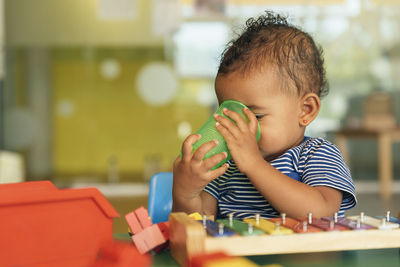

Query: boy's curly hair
218,11,329,98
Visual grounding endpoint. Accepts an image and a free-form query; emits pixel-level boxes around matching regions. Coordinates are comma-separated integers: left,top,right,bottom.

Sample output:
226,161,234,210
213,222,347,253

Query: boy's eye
255,114,265,120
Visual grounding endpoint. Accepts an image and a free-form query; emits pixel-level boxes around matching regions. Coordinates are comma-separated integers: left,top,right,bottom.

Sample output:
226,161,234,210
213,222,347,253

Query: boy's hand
173,134,229,202
214,108,262,174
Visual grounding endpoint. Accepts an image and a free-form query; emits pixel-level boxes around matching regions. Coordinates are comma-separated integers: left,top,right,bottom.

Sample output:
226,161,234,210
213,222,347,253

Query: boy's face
215,68,306,161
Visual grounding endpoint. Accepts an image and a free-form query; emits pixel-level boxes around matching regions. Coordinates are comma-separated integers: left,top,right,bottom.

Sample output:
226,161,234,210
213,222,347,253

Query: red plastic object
153,221,170,253
91,241,152,267
157,221,170,240
0,181,119,267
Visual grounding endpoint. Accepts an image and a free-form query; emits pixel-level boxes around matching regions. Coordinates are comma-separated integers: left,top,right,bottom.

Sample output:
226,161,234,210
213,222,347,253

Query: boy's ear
299,93,321,126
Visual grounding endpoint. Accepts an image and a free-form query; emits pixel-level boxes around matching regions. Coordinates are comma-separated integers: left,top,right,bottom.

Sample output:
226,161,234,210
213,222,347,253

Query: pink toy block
131,224,166,254
125,206,152,234
125,212,143,234
135,206,152,228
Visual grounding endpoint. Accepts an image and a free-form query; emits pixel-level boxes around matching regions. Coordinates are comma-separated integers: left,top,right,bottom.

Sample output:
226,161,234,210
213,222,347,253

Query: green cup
191,100,261,170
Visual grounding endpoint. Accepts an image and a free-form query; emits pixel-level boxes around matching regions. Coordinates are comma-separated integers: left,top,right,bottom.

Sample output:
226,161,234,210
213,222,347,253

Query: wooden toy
131,224,166,254
125,206,152,234
90,241,152,267
169,212,400,266
135,206,153,228
125,212,143,235
376,211,400,224
322,216,375,230
0,181,119,267
295,212,348,232
190,213,215,222
299,217,348,231
244,215,293,235
201,220,236,237
125,207,170,254
217,214,264,236
348,212,399,230
269,214,321,233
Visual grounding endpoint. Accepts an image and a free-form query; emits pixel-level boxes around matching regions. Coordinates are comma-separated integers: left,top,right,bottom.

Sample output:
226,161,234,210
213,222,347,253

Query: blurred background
0,0,400,232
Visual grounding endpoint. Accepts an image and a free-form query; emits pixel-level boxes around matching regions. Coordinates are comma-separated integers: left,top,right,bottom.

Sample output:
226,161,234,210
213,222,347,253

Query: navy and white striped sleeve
204,175,220,200
301,139,357,215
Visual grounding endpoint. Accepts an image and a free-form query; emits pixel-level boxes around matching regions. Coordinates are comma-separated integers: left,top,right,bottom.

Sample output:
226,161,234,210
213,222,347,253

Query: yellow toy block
189,212,203,220
205,257,259,267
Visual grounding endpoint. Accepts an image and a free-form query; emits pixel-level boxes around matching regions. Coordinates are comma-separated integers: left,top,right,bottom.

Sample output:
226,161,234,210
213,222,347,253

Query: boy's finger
209,162,230,180
181,134,201,160
214,113,238,138
173,155,181,165
244,108,259,135
215,118,234,141
224,108,248,131
192,139,219,162
203,152,228,170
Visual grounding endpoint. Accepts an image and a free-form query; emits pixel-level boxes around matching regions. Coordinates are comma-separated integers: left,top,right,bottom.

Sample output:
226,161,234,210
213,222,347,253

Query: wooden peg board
169,212,400,266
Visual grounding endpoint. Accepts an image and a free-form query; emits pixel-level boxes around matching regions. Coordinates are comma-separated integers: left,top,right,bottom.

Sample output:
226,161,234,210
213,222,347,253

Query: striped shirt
204,136,357,219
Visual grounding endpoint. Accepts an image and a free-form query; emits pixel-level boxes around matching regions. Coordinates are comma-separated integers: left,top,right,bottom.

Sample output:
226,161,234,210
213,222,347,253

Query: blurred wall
5,0,213,182
9,48,213,182
5,0,162,46
4,0,400,184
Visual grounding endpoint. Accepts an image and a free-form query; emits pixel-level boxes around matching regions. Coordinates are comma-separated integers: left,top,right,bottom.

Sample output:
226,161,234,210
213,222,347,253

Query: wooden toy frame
169,212,400,266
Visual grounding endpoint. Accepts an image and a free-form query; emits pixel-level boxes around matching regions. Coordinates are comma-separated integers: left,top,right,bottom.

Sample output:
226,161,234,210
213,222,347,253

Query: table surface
329,128,400,139
330,127,400,133
114,234,400,267
153,249,400,267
